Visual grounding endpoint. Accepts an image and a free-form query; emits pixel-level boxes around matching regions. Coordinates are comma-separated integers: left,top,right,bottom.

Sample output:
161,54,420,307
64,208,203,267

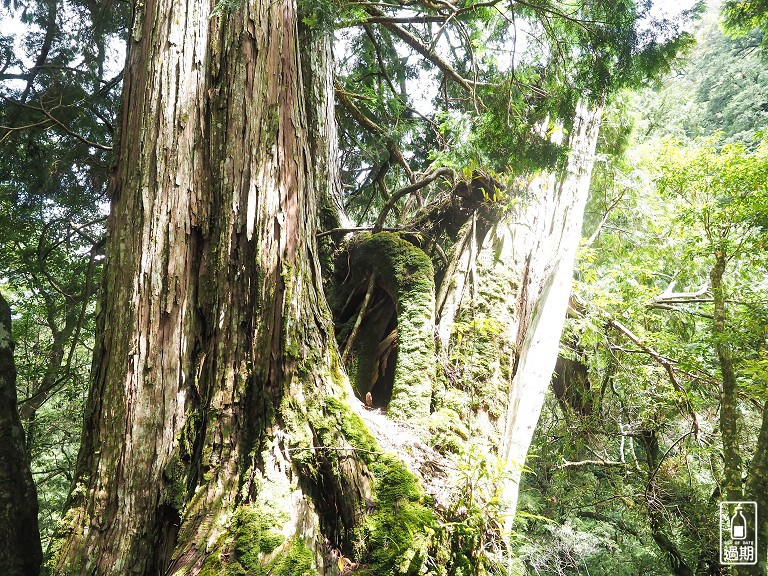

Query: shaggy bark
50,1,368,574
0,293,43,576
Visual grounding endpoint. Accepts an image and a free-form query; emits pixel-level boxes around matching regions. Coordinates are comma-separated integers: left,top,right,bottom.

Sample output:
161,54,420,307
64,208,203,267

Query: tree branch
365,7,476,95
341,273,377,363
373,167,454,231
340,14,447,26
609,319,700,438
557,458,626,468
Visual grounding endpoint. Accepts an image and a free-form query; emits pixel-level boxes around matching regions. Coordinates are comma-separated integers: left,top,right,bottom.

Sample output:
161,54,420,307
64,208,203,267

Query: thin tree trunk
710,252,743,502
0,293,43,576
50,1,368,573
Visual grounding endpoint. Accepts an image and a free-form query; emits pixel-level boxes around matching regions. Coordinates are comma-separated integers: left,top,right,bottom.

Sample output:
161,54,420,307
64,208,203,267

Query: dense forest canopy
2,0,768,575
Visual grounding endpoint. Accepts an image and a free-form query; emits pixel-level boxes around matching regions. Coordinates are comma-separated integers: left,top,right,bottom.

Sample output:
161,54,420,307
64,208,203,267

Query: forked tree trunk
50,1,366,574
0,293,43,576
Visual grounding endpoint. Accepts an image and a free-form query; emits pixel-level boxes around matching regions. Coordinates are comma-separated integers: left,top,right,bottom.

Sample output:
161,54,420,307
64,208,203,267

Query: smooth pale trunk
435,102,602,536
499,102,602,529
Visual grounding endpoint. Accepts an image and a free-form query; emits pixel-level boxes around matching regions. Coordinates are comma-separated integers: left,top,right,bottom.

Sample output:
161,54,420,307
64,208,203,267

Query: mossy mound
363,455,438,576
334,232,437,421
198,503,316,576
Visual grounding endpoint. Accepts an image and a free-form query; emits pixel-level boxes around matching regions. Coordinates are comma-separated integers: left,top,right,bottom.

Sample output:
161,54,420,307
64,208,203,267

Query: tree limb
373,166,454,231
365,7,476,95
609,318,700,438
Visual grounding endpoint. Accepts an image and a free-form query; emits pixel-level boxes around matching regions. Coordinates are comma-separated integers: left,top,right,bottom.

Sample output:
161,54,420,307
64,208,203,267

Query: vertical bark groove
51,1,365,574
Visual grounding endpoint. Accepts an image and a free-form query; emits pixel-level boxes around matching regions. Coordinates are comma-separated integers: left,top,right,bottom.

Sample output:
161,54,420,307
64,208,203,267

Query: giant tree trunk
498,102,602,524
50,1,370,574
0,293,43,576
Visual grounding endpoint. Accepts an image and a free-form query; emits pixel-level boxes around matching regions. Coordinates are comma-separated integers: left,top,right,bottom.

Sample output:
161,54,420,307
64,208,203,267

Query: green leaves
723,0,768,50
335,0,697,227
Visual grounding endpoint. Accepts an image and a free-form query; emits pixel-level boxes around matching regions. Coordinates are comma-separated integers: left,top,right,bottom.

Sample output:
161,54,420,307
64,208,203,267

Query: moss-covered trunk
743,399,768,576
710,252,743,503
0,293,43,576
49,1,374,574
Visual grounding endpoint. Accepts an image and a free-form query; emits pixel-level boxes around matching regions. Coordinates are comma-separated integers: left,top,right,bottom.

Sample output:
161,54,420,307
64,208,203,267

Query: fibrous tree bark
50,0,372,574
47,0,611,570
0,292,43,576
499,102,603,525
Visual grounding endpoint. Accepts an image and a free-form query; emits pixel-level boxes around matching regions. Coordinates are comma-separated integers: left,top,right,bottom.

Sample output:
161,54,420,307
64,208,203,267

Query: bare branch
557,459,626,468
373,167,454,231
339,14,447,27
366,7,476,95
316,226,400,238
342,273,377,363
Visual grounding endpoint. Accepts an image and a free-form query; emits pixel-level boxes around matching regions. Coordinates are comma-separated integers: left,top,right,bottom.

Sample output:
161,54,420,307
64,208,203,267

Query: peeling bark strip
498,101,602,524
51,1,364,574
0,293,43,576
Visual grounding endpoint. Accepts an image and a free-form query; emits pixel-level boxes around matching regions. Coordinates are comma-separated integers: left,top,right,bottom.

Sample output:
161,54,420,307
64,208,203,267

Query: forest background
2,0,768,574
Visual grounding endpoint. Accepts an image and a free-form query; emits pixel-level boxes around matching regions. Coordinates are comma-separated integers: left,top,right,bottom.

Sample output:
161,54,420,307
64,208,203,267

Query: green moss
325,397,379,456
304,396,379,468
197,506,318,576
161,451,187,510
231,506,285,570
199,553,227,576
271,539,316,576
346,316,383,398
41,491,92,576
301,394,438,574
345,232,437,420
427,408,469,453
362,455,438,576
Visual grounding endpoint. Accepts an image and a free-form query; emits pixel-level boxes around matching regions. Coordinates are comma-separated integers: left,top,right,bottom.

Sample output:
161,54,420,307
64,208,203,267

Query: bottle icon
731,506,748,540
